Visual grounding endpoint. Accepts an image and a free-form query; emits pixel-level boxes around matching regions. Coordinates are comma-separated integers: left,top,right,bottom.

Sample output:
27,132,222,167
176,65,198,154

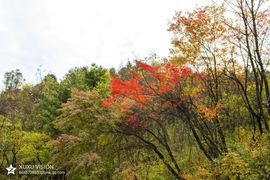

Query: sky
0,0,211,86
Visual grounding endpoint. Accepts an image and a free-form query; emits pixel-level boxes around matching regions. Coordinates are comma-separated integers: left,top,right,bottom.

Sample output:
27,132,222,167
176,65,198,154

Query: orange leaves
135,60,156,73
135,60,192,83
110,77,149,104
110,77,142,96
130,71,141,80
158,85,172,95
169,6,227,65
197,103,222,121
166,65,192,84
102,99,112,108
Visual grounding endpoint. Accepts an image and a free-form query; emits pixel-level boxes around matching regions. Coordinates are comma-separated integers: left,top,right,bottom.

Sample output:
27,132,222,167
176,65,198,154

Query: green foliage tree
35,74,61,137
0,115,51,178
3,69,24,91
60,64,109,102
51,89,117,179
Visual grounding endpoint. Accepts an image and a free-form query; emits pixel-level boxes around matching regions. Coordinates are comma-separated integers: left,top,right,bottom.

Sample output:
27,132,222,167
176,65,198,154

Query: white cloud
0,0,211,87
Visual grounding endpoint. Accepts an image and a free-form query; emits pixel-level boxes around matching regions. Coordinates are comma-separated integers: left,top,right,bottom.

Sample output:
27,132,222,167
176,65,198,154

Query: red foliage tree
103,60,192,179
105,60,228,170
104,60,192,131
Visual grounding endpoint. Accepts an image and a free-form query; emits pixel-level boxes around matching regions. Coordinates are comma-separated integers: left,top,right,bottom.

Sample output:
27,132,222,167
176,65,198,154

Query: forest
1,0,270,179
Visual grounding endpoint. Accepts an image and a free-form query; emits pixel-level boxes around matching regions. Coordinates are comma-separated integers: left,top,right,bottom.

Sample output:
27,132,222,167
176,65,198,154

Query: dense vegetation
1,0,270,179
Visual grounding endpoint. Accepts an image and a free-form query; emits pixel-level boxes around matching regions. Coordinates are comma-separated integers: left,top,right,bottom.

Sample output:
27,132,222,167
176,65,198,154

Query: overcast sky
0,0,211,86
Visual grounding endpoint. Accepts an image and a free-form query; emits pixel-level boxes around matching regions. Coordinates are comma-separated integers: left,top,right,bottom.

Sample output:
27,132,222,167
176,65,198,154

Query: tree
0,115,51,178
104,60,229,179
60,64,109,102
222,0,270,133
51,89,117,179
169,6,228,150
169,1,270,135
3,69,24,91
35,74,61,137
